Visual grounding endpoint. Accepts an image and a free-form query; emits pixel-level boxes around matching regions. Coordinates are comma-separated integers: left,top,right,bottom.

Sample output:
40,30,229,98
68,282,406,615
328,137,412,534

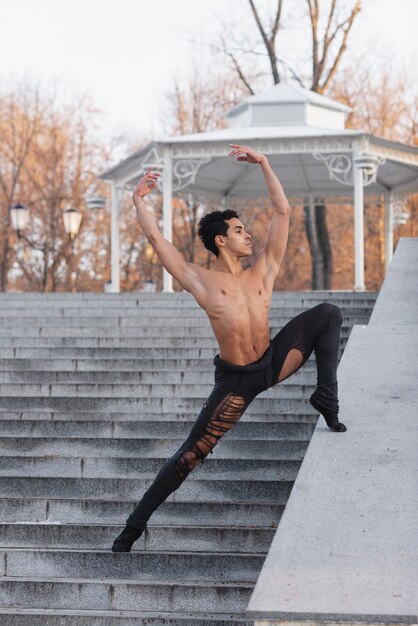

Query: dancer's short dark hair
198,209,239,257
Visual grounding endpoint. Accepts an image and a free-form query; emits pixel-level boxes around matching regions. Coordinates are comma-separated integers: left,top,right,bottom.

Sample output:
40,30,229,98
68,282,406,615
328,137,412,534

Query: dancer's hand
133,169,161,199
228,144,265,164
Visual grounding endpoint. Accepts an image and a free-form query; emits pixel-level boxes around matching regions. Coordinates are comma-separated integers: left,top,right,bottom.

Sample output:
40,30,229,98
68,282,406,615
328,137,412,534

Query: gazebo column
384,190,394,271
353,159,365,291
163,146,173,293
110,181,121,293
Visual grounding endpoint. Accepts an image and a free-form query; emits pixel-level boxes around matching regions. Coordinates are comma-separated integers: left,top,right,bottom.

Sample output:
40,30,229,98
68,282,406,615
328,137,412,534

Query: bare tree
1,82,112,292
0,82,45,290
221,0,363,289
165,69,247,135
248,0,284,85
331,63,418,286
303,0,361,288
307,0,361,93
18,99,108,291
331,64,417,143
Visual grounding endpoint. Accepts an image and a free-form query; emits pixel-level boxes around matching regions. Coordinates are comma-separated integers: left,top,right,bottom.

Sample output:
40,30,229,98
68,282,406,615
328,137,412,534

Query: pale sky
1,0,417,143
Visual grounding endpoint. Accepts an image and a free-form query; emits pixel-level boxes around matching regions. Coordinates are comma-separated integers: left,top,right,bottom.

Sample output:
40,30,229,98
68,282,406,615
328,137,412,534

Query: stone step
1,549,265,582
0,319,365,338
0,577,254,615
0,382,315,399
0,297,374,306
0,438,309,460
0,290,376,299
0,295,373,306
0,523,275,553
0,394,318,413
0,346,344,359
0,369,317,385
0,335,351,348
0,304,372,322
0,347,212,359
0,477,293,503
0,498,284,526
0,309,370,330
0,358,214,371
0,456,301,480
0,410,318,423
0,294,376,306
0,419,314,440
0,608,256,626
0,357,318,372
0,298,374,310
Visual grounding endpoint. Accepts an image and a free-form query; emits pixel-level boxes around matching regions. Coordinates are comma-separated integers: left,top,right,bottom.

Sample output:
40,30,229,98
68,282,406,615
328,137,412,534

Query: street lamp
63,207,82,241
62,208,82,293
9,204,29,236
10,203,83,292
142,242,157,292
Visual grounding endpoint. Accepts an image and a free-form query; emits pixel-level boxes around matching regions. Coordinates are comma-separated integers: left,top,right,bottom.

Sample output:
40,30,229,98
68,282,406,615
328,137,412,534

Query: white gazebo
100,82,418,292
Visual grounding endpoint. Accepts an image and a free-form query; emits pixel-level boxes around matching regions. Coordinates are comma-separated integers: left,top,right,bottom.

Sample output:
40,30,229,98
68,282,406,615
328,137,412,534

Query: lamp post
63,208,83,292
9,204,82,292
63,207,83,242
9,203,48,289
9,203,29,237
142,242,157,291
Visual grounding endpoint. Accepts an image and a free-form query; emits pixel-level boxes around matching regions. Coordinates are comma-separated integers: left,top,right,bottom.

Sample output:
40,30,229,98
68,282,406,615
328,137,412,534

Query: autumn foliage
0,0,416,292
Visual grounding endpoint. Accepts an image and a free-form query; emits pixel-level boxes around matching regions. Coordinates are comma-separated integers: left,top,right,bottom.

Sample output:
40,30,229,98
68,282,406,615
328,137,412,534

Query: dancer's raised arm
228,144,291,282
133,169,203,295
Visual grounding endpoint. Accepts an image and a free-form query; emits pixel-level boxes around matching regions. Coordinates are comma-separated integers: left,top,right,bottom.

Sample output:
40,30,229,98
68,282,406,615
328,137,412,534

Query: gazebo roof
226,82,351,126
233,82,351,111
100,82,418,200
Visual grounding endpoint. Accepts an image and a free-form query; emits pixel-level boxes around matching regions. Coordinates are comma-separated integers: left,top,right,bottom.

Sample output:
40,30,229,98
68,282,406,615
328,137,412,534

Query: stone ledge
247,238,418,623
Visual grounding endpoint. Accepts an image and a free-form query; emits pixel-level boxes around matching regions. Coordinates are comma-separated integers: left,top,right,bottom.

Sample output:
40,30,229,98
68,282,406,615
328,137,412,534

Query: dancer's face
221,218,253,258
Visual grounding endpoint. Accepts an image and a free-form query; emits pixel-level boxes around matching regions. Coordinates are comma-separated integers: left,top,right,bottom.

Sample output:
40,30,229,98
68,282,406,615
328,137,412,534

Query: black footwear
111,525,143,552
310,395,347,432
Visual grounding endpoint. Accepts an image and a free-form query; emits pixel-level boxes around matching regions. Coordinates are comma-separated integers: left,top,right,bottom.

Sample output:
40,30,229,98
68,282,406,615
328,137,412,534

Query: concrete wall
247,238,418,625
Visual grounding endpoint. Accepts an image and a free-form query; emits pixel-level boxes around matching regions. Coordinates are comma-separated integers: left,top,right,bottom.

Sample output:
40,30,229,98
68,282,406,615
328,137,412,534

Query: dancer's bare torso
189,264,273,366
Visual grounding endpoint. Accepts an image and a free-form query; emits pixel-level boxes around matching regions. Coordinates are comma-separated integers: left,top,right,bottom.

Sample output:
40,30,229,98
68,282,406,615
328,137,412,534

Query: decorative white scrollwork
152,157,211,192
171,157,211,191
313,152,352,185
139,148,210,192
141,146,164,171
313,152,386,186
353,154,386,186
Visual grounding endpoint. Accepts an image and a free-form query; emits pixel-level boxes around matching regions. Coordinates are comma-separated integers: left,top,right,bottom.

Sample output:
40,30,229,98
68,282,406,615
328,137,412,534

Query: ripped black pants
126,302,342,530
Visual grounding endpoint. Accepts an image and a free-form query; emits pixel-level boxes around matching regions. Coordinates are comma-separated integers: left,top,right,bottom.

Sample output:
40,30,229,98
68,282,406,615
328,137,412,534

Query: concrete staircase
0,291,376,625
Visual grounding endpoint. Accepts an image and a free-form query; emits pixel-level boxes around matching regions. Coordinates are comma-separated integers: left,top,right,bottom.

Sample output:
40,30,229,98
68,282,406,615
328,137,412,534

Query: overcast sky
1,0,417,142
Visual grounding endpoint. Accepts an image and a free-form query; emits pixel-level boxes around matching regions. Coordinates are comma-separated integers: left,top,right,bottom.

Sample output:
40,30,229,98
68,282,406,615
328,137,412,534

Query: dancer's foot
310,395,347,432
112,525,143,552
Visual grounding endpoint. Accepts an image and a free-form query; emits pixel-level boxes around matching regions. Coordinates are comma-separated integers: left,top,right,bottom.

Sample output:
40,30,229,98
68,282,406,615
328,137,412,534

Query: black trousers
127,302,342,530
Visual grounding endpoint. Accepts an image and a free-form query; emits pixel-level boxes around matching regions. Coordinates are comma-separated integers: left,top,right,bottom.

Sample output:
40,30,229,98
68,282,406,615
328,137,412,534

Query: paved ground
247,238,418,625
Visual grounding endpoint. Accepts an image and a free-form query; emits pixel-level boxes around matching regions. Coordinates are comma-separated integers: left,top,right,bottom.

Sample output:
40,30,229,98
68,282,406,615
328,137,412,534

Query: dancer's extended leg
112,378,251,552
270,302,346,432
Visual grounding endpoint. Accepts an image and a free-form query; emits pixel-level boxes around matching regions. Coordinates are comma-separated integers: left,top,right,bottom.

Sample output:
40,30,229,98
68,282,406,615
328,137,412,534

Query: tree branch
310,0,362,93
271,0,284,39
248,0,280,83
320,5,361,93
226,50,255,94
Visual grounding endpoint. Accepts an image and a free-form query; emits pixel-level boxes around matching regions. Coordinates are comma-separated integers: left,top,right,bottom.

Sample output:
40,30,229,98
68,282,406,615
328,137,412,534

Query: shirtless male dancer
112,144,346,553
